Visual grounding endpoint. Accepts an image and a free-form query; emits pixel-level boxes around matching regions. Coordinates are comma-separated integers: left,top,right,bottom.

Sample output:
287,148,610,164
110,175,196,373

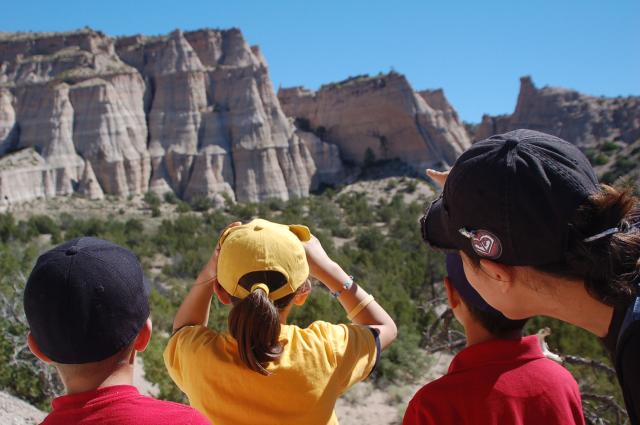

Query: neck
58,352,136,395
529,273,614,338
279,304,292,324
463,321,521,347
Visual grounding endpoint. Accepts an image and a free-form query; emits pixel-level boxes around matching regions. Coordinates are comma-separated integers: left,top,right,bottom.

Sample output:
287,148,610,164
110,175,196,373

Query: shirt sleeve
308,321,378,393
163,325,217,392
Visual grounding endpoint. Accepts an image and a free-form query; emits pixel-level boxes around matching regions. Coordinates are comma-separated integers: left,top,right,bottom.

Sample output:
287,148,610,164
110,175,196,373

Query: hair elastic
250,283,270,296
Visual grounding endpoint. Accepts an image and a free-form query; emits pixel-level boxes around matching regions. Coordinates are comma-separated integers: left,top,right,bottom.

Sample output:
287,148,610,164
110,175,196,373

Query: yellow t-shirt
164,321,377,425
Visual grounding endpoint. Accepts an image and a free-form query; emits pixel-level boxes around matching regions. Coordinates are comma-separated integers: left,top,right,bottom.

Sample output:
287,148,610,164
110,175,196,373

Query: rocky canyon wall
278,73,471,172
0,28,345,207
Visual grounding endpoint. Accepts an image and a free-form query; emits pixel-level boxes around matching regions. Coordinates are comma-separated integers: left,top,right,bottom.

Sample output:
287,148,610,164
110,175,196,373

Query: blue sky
2,0,638,122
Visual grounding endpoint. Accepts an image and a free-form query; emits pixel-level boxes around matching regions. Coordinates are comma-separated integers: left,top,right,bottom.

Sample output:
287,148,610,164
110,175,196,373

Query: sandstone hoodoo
278,72,471,172
475,76,640,147
0,28,344,208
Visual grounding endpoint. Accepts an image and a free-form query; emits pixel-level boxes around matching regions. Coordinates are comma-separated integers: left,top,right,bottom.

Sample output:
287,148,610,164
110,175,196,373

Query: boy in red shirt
23,237,211,425
403,254,585,425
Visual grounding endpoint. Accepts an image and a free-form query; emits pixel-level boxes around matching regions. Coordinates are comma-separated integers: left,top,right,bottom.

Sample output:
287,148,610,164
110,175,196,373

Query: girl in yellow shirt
164,219,397,425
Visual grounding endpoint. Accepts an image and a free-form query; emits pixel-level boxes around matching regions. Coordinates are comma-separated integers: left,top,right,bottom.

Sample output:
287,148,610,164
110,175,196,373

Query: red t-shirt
403,336,585,425
41,385,211,425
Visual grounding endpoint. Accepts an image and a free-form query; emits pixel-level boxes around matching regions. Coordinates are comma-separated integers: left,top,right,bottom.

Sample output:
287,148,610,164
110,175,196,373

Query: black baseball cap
422,129,599,266
24,237,150,364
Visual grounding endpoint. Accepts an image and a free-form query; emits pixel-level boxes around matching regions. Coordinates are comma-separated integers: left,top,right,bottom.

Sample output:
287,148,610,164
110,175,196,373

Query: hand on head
203,221,242,285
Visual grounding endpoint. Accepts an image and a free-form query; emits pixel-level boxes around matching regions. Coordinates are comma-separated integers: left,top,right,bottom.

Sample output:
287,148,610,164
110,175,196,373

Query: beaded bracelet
347,294,375,320
331,275,354,298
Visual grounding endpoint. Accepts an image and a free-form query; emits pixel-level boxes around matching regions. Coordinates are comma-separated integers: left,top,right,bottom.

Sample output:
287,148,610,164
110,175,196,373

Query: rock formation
278,72,471,172
0,28,344,208
475,76,640,147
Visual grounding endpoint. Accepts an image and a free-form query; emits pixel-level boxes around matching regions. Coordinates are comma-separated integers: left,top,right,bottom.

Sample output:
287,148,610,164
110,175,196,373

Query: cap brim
288,224,311,242
421,195,461,253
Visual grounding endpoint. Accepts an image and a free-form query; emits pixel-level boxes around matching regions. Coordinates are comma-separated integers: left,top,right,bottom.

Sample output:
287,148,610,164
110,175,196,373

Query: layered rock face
475,76,640,146
0,28,340,207
0,29,150,206
278,72,471,172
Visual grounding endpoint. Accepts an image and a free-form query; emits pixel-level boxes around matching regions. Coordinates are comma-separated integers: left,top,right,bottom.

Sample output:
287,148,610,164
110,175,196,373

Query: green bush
163,192,178,204
176,201,192,213
593,153,609,166
601,141,620,153
189,196,213,212
144,192,161,208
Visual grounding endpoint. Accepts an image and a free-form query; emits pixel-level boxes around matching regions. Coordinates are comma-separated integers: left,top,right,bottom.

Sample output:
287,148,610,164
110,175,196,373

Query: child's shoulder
137,396,211,423
289,320,373,346
295,320,355,335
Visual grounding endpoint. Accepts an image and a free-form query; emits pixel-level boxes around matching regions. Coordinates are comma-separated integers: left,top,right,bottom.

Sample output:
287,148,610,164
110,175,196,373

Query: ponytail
227,271,297,375
537,185,640,307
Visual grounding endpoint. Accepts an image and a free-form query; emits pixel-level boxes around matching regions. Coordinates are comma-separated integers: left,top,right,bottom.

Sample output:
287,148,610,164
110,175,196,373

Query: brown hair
228,271,307,375
536,185,640,307
461,298,528,338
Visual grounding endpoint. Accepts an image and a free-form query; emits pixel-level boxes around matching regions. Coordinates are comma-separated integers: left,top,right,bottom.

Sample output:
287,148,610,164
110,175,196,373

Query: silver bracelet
331,275,354,298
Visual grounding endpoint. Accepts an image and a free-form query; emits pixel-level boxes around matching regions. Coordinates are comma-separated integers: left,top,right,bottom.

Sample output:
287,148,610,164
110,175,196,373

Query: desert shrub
0,242,63,410
163,192,178,204
266,197,285,211
601,141,620,153
26,215,61,243
337,192,375,225
176,201,191,213
0,213,17,242
227,202,257,221
189,196,213,212
593,154,609,166
404,180,417,194
144,192,161,209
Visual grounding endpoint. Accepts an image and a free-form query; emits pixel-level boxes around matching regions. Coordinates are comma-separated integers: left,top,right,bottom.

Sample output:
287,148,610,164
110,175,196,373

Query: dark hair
228,271,299,375
536,185,640,307
461,297,528,337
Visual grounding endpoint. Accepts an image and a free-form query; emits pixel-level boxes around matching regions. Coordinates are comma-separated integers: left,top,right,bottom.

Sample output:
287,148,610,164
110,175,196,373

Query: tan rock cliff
278,73,471,171
0,28,343,206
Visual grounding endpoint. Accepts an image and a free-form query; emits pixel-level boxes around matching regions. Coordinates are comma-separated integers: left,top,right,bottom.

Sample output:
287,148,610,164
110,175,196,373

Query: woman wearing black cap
420,129,640,424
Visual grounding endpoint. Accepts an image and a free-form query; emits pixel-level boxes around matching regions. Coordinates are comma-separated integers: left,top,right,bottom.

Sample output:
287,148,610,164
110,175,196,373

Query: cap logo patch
472,230,502,259
459,228,503,259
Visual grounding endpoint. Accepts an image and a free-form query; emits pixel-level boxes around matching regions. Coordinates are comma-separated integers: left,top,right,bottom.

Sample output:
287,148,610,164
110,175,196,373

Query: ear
292,284,311,306
444,277,460,309
213,280,232,305
133,318,152,353
478,259,514,293
27,333,52,364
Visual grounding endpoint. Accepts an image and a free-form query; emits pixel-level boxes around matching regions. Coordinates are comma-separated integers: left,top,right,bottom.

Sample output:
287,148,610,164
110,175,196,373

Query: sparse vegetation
0,187,631,421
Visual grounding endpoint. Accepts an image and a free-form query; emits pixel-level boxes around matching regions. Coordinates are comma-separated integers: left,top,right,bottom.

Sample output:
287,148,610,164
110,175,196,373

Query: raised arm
172,222,241,333
304,236,397,349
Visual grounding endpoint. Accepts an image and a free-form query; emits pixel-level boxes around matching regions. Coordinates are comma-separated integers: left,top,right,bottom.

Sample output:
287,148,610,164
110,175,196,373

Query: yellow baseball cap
217,218,311,300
